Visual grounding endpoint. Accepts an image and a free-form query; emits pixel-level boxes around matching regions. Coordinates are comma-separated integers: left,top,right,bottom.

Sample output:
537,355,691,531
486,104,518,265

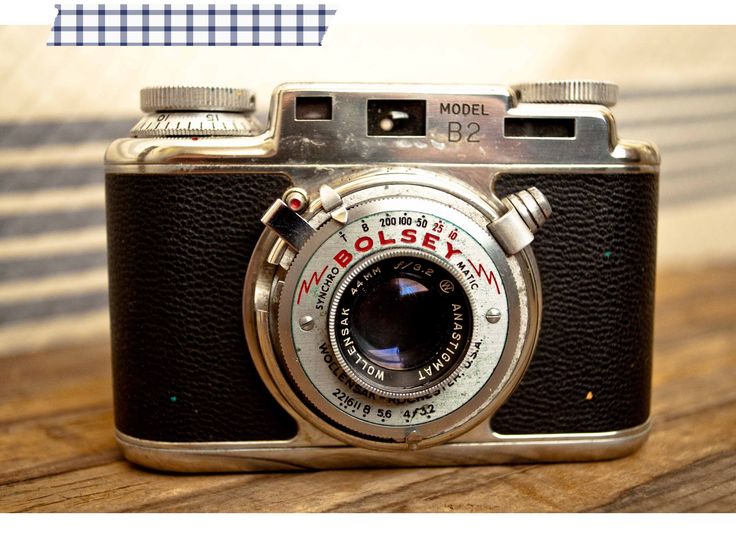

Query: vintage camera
105,81,659,471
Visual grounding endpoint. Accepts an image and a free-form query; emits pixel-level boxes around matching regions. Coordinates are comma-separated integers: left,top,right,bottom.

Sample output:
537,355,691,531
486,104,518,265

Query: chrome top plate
106,83,660,170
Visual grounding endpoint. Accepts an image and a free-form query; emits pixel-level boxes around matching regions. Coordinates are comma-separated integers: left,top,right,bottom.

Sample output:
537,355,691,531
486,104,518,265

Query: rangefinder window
367,99,426,136
295,96,333,120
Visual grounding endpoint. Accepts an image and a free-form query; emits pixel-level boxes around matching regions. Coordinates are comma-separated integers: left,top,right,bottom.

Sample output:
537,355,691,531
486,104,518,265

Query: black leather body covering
493,173,657,434
106,171,657,442
106,173,298,442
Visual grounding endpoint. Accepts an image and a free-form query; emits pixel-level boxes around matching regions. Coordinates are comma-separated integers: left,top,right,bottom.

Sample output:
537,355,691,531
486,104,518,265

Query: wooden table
1,266,735,512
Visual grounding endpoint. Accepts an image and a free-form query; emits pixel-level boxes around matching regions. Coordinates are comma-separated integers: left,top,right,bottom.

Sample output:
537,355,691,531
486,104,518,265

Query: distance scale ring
130,111,260,137
327,247,476,399
132,86,260,137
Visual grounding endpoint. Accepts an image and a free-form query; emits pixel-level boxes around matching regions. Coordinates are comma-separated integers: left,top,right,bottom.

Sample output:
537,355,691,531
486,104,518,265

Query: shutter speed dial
131,86,261,137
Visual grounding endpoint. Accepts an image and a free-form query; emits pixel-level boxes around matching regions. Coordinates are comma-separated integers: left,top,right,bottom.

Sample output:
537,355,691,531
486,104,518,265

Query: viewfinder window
295,96,333,120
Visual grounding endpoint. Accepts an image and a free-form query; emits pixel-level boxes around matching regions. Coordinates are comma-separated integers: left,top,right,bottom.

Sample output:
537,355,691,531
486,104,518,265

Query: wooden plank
0,341,111,423
2,397,734,512
595,450,736,512
0,407,119,486
0,342,119,486
0,266,734,512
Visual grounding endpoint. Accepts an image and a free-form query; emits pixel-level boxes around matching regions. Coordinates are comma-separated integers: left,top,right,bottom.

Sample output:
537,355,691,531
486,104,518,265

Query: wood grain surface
0,265,734,513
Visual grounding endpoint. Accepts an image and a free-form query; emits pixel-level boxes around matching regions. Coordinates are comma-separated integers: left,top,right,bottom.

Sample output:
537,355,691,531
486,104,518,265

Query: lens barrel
329,250,473,398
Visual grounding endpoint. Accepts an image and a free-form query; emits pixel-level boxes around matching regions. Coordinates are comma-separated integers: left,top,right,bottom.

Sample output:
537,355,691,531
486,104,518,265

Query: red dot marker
289,198,302,211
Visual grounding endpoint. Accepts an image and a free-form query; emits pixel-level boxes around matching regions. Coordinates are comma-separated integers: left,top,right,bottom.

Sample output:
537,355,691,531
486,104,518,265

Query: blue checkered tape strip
48,4,337,46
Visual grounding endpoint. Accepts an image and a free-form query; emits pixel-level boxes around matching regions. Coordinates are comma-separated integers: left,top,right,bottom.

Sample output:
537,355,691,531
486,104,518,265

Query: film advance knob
140,86,256,113
512,80,618,107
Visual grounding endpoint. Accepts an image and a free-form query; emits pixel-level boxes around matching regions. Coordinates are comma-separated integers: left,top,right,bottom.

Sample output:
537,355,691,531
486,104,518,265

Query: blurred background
0,25,735,358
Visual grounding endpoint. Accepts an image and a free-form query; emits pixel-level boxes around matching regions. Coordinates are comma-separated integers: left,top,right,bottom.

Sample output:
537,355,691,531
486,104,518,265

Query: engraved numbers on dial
288,204,510,429
404,404,435,422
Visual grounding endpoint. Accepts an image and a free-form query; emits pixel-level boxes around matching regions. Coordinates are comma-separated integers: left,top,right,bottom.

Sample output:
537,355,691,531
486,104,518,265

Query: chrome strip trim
115,420,651,472
104,162,661,175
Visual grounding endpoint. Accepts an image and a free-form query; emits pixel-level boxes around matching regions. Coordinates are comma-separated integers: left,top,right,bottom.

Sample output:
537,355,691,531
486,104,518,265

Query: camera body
105,82,659,471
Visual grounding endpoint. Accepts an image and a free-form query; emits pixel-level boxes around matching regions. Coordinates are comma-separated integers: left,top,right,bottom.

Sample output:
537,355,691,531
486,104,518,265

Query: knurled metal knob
487,187,552,255
140,86,256,113
502,187,552,234
512,80,618,107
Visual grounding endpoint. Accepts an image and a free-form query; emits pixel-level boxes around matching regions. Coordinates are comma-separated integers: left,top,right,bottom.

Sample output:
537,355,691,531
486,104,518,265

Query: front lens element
330,251,473,396
352,276,451,371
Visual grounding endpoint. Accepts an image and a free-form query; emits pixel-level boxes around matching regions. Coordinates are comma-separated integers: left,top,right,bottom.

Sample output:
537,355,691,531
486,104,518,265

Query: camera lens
351,275,446,371
330,250,473,397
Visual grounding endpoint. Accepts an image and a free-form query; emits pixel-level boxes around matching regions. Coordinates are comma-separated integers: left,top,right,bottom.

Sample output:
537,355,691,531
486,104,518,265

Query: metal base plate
116,420,650,472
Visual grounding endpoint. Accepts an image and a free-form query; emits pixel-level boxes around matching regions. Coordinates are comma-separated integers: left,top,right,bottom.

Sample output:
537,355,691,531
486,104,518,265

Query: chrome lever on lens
261,199,316,251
